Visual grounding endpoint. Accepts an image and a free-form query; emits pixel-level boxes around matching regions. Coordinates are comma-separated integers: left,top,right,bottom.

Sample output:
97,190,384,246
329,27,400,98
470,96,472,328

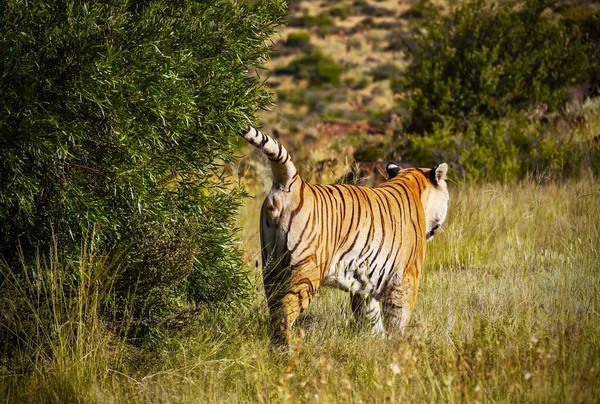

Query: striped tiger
240,126,449,345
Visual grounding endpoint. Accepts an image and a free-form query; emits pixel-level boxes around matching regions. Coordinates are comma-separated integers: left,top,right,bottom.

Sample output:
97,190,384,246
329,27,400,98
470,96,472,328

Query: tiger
240,126,449,345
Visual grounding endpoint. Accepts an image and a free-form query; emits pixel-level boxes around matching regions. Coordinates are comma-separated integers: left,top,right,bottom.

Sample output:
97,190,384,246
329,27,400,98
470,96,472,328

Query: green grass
2,176,599,402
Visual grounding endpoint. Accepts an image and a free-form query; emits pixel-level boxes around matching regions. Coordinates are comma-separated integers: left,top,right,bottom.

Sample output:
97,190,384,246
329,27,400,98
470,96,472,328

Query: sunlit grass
0,237,127,402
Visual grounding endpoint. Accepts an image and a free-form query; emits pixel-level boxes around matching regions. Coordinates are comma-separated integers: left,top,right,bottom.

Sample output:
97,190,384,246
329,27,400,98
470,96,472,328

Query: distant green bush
401,112,600,182
282,31,313,54
289,13,336,35
286,31,311,47
385,30,417,53
370,63,401,82
561,6,600,97
277,88,310,107
354,142,389,162
402,0,589,134
345,75,370,90
390,76,404,93
328,7,351,19
277,87,348,114
358,3,391,17
400,0,438,20
0,0,285,343
276,50,344,85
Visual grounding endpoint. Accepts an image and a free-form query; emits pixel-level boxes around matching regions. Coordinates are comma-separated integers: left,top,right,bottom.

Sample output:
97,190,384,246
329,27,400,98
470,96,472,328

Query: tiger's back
241,127,449,344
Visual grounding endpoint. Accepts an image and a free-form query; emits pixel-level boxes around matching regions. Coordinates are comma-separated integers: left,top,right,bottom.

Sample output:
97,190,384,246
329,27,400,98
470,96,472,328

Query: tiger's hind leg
350,293,385,336
381,262,421,336
262,260,292,347
264,257,322,346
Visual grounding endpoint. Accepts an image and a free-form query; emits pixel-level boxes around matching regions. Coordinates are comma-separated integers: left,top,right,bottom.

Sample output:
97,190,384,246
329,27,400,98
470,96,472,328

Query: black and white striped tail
240,127,298,189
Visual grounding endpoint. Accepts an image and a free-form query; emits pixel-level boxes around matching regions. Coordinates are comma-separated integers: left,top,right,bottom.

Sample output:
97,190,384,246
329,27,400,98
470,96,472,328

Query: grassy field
2,174,598,402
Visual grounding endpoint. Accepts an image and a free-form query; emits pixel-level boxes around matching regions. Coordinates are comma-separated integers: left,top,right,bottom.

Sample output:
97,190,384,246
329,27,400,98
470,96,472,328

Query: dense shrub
391,0,600,181
369,63,401,82
358,3,391,17
279,87,349,114
561,5,600,97
345,75,370,90
277,88,313,108
286,31,311,47
402,0,589,134
289,13,336,35
400,0,438,20
385,30,417,54
279,31,313,55
276,50,344,85
0,0,285,342
328,7,351,19
354,142,390,162
401,111,600,182
390,76,405,93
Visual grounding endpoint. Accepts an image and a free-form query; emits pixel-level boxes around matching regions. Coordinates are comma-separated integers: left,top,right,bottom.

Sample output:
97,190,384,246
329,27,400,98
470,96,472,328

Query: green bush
385,30,417,54
358,3,390,17
561,6,600,97
370,63,401,82
286,31,311,47
354,142,390,162
402,112,599,182
0,0,285,341
352,0,368,7
390,0,600,181
390,76,405,93
328,7,351,19
402,0,589,134
276,50,344,85
281,31,313,55
400,0,438,20
289,14,335,35
345,75,370,90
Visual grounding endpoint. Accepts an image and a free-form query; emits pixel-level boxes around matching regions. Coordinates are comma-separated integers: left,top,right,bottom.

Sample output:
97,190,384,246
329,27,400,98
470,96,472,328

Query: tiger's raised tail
240,126,298,190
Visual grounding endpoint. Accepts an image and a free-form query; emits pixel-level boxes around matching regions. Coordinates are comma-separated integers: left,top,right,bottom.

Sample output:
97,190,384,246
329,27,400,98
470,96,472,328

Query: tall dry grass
0,237,129,402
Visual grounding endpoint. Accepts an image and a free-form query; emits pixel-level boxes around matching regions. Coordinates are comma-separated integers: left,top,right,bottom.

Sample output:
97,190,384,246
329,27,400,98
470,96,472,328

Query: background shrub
561,5,600,97
279,30,313,55
0,0,285,343
394,0,600,181
286,31,311,48
328,7,351,19
369,63,401,82
400,0,438,20
289,13,335,35
276,50,344,85
402,0,589,134
402,111,599,182
345,75,370,90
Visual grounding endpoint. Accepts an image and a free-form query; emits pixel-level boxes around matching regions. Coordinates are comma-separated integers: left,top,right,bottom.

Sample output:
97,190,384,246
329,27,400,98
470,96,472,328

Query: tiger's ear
386,161,401,179
430,163,448,185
